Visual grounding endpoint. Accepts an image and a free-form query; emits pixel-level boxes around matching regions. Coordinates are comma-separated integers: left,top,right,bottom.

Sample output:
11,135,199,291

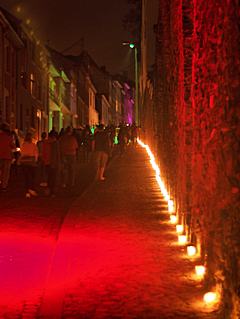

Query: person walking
42,131,60,196
19,132,38,198
118,124,128,156
131,123,138,146
37,131,47,186
59,126,78,188
82,125,93,163
93,124,110,181
0,123,15,191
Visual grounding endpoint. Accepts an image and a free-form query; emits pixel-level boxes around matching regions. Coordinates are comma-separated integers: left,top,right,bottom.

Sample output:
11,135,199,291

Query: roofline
0,10,24,48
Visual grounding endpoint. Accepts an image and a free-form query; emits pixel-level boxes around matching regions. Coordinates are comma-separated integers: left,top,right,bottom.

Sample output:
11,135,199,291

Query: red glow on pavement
0,232,53,307
40,219,172,317
0,150,219,318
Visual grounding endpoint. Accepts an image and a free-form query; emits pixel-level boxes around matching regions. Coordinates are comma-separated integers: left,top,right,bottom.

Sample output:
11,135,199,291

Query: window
116,100,119,112
89,90,95,109
30,73,34,95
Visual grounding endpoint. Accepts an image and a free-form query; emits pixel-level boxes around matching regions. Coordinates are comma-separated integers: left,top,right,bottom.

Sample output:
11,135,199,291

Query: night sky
0,0,158,76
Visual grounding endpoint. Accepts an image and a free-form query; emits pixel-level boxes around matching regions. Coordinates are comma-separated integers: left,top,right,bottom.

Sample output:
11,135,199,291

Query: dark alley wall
145,1,240,317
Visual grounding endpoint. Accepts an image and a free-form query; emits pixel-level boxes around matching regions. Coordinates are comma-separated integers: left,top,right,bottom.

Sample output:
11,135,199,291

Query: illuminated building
0,8,23,129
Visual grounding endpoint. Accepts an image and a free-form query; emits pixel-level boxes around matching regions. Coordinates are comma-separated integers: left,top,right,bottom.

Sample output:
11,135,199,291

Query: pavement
0,147,220,318
0,159,95,319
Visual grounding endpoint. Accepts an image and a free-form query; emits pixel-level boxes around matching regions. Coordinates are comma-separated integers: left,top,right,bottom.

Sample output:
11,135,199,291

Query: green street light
122,42,139,125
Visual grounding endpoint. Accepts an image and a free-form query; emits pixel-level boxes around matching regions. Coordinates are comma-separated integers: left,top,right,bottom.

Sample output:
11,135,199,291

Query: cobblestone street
0,148,220,318
0,161,94,319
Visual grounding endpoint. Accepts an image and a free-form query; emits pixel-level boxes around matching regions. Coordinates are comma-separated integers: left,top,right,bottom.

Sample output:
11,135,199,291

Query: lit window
30,73,34,95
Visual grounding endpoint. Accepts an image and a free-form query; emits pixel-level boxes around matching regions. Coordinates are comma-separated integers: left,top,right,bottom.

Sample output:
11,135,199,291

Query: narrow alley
0,1,239,318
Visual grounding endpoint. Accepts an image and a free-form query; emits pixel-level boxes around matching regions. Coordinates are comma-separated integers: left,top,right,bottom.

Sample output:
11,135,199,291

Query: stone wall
146,0,240,317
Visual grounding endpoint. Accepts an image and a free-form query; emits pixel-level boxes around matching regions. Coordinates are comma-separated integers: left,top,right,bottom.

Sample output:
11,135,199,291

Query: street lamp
123,42,139,126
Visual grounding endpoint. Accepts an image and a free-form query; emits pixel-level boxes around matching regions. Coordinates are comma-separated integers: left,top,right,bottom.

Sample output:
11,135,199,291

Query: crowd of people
0,122,139,198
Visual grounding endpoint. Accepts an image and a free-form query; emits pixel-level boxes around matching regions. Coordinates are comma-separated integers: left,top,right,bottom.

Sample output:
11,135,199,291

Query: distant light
203,292,217,304
168,199,173,207
26,18,31,25
178,235,187,245
36,40,40,45
169,206,174,213
129,43,135,49
195,265,206,277
16,6,21,13
168,199,174,213
187,245,197,257
176,224,183,234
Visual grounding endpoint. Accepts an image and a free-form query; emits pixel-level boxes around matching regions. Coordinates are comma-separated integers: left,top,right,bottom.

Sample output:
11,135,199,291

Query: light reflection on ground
0,232,53,308
0,150,219,318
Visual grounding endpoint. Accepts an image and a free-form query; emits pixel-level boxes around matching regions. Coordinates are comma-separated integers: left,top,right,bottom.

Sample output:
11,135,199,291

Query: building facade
0,8,134,138
0,9,23,129
17,30,49,139
112,80,124,125
123,82,134,125
96,93,111,126
48,48,79,131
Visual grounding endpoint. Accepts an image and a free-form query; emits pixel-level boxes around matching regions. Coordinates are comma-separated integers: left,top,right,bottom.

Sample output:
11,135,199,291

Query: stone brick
143,1,240,317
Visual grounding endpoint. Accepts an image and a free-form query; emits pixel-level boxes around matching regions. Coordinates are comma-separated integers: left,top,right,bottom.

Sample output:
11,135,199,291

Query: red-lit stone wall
151,0,240,317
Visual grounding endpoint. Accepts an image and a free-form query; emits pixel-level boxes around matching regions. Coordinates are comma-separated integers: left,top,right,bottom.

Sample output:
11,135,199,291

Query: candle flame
187,245,197,257
170,215,178,224
178,235,187,245
176,224,183,234
195,265,205,277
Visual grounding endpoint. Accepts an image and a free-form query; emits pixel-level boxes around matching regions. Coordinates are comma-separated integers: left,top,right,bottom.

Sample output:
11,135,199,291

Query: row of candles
137,139,220,306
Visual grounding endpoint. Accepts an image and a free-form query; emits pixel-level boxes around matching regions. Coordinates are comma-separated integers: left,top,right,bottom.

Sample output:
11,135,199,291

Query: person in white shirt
19,132,39,198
